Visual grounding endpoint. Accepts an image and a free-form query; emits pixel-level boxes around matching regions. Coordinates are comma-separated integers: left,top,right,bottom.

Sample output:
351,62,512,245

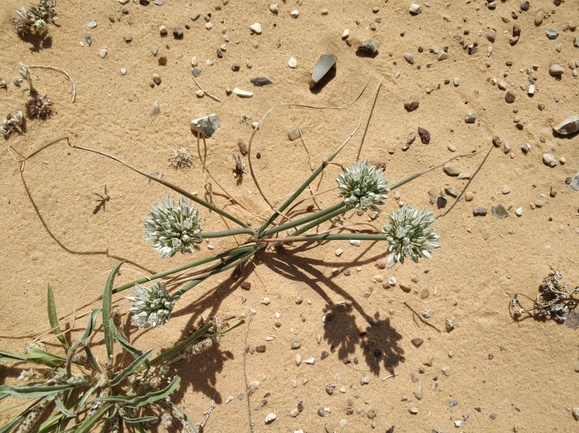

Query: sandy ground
1,0,578,432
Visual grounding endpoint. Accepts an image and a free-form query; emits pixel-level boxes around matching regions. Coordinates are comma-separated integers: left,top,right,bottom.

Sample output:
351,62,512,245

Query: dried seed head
169,147,193,169
26,90,52,119
127,282,177,329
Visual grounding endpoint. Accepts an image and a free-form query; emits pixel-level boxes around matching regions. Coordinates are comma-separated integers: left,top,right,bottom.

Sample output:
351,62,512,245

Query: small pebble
288,57,297,68
411,338,424,348
409,4,422,15
291,338,301,349
473,207,487,217
152,73,161,85
502,185,511,194
98,48,108,58
505,90,516,103
444,165,460,176
250,23,262,34
404,53,415,64
442,366,452,376
465,112,477,123
304,357,315,364
409,407,419,414
173,27,184,39
290,9,299,18
491,203,508,218
360,375,370,385
549,64,564,76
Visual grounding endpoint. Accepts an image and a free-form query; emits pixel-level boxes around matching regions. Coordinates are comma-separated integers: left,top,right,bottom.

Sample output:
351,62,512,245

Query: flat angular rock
250,23,262,34
310,54,337,88
444,164,460,176
491,203,508,218
191,114,220,137
549,64,564,76
553,115,579,135
234,88,253,97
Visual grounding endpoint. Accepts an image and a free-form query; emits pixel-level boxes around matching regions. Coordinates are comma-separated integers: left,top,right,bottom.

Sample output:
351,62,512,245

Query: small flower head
127,282,177,329
336,159,389,211
143,196,202,258
381,205,441,264
170,147,193,169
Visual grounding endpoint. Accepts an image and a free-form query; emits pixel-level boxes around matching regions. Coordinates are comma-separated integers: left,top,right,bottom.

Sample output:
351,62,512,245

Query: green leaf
110,349,153,387
103,262,123,360
149,322,213,366
165,400,198,433
0,397,48,433
26,347,67,368
74,402,112,433
91,375,180,408
109,322,144,361
120,413,159,424
54,394,76,418
0,383,74,399
47,285,69,350
66,309,100,376
0,348,27,362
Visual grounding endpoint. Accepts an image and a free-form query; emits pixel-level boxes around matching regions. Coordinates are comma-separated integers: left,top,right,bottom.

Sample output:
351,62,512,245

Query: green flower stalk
336,159,389,211
381,205,441,263
127,282,177,329
143,196,203,258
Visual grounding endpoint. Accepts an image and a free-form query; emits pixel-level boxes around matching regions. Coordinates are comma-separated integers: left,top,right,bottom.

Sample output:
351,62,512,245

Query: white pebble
288,57,297,68
234,88,254,97
120,68,127,75
388,277,397,286
265,413,276,423
342,29,350,39
290,9,299,18
335,248,343,256
250,23,262,34
349,239,361,247
261,297,271,305
304,357,315,364
295,354,302,366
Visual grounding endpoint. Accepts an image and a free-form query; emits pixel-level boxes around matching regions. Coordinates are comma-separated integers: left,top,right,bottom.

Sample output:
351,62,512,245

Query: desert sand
1,1,578,432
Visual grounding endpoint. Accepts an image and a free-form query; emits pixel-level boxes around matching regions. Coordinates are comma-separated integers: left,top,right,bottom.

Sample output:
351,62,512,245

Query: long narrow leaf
120,413,159,424
149,322,213,366
0,397,47,433
0,348,27,362
110,349,153,387
109,321,144,361
0,384,74,399
66,309,100,376
25,348,67,368
103,262,123,360
54,394,76,418
47,285,69,349
91,376,180,408
74,402,112,433
165,400,198,433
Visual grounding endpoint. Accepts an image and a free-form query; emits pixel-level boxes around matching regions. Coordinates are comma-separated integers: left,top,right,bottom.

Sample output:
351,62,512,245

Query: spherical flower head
336,159,389,211
381,205,441,264
127,282,177,329
143,196,202,258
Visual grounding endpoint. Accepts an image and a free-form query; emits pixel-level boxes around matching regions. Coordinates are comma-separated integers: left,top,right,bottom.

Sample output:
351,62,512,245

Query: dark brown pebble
488,353,494,359
238,141,248,155
475,407,482,412
418,127,430,144
109,15,115,23
240,281,251,290
297,399,304,411
318,408,325,417
404,101,420,112
173,27,184,39
437,196,447,209
255,345,266,353
250,77,273,86
256,152,261,159
492,136,501,147
353,357,359,364
346,409,354,415
321,350,329,360
326,384,334,395
473,207,488,217
306,204,315,212
275,322,281,328
513,25,521,37
139,0,149,5
231,63,240,72
216,49,223,58
158,56,167,66
411,338,424,348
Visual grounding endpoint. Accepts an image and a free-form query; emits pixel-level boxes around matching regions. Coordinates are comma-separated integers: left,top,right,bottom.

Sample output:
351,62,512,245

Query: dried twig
403,301,442,332
28,64,76,102
192,76,221,102
243,311,254,433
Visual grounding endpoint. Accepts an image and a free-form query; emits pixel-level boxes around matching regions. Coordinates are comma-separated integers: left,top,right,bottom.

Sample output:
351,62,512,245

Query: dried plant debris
26,90,53,119
510,268,579,325
232,154,246,178
12,0,58,37
1,111,24,137
170,147,193,169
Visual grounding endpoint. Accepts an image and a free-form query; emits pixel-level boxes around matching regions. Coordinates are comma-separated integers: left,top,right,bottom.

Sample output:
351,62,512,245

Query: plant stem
260,202,345,238
200,227,255,238
112,245,259,293
174,248,259,298
289,204,350,237
282,233,389,242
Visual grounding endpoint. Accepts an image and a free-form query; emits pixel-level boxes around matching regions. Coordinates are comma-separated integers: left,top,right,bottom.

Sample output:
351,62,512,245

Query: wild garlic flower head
143,196,202,258
127,282,177,329
381,205,441,264
336,159,389,211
